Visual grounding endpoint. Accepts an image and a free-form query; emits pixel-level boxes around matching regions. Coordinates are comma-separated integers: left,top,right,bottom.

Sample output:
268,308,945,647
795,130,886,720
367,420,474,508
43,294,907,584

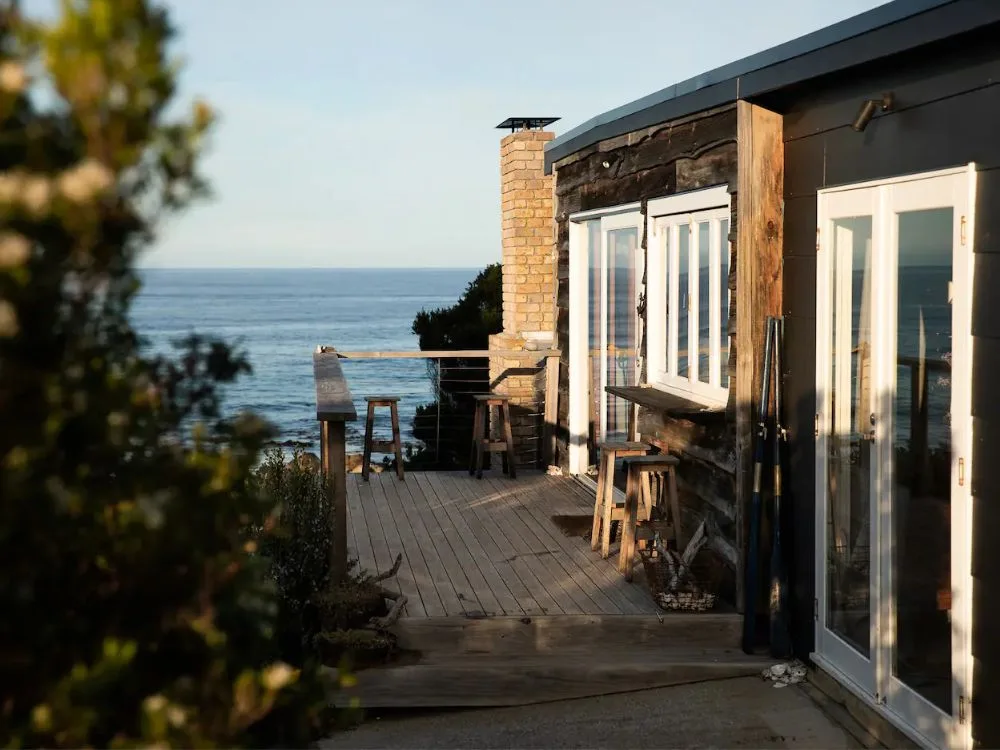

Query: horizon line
137,266,488,271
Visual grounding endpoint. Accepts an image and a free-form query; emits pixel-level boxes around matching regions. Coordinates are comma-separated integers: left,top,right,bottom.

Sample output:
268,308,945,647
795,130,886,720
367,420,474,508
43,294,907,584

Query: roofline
545,0,1000,172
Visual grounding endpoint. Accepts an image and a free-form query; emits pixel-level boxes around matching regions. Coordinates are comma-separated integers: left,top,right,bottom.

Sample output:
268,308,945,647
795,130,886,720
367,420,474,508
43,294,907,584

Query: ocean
131,268,479,455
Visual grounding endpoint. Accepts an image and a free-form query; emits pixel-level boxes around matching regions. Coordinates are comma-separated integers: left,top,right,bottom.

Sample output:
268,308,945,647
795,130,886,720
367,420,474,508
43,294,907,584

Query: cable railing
321,347,560,471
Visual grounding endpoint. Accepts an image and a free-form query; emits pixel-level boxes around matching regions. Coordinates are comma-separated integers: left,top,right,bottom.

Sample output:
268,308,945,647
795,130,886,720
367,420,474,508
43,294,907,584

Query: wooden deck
338,469,769,708
347,470,658,617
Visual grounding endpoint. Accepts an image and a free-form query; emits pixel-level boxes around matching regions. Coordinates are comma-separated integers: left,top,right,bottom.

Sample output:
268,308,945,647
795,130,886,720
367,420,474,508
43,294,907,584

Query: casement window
645,185,732,406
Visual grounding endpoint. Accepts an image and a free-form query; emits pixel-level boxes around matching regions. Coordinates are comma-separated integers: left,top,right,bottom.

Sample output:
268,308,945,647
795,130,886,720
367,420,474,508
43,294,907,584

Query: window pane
678,225,690,378
697,221,711,383
663,225,671,375
719,218,730,386
607,227,638,440
587,220,601,466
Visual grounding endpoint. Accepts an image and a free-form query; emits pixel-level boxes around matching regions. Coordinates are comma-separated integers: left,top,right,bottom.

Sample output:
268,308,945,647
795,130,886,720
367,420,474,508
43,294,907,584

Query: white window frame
568,202,642,476
645,185,731,406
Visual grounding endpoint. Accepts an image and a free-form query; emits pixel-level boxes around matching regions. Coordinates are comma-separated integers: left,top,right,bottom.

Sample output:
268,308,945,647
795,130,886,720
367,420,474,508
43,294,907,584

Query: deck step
390,613,743,656
330,649,772,708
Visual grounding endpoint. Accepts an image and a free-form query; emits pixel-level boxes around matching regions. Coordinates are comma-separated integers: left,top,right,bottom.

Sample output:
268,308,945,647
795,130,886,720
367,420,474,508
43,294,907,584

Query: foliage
408,264,503,467
0,2,332,746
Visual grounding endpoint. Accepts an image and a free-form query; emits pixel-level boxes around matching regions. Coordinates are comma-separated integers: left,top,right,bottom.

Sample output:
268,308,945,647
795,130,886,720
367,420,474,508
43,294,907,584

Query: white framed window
645,185,731,406
568,203,643,474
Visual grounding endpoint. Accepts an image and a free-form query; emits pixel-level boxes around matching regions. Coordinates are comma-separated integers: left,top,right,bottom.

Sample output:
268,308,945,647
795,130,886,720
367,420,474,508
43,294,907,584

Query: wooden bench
469,394,516,480
362,396,404,481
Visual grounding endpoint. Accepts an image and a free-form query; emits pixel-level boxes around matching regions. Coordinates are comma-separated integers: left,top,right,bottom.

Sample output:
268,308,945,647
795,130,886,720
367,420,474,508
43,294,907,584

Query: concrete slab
323,676,868,749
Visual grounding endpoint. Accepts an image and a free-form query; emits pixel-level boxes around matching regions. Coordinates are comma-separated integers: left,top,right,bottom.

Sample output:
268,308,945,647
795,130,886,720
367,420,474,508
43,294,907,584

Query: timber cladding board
313,351,357,422
552,106,738,474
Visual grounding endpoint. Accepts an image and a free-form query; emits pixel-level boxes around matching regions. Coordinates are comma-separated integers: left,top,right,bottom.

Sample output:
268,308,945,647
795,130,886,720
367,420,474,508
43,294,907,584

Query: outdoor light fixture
852,93,895,132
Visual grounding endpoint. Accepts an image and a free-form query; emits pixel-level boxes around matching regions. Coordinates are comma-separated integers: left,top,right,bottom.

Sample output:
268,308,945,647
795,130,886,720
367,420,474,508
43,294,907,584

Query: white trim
568,221,589,476
569,202,642,221
817,165,972,196
647,184,730,217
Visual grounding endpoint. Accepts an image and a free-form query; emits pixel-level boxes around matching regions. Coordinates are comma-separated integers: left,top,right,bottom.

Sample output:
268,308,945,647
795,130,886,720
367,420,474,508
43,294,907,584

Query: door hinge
816,226,821,253
814,414,819,438
961,216,968,246
959,694,968,724
959,457,965,487
814,598,819,621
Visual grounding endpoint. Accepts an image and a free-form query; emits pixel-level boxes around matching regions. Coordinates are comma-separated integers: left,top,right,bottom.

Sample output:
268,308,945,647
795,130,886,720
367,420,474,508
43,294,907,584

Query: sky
33,0,894,268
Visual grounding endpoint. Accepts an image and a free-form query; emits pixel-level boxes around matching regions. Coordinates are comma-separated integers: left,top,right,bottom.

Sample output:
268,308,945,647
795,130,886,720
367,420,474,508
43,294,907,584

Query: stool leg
362,401,376,481
501,400,516,479
591,451,607,551
390,402,404,480
475,404,486,480
600,452,618,559
619,466,639,580
668,466,682,546
469,403,482,475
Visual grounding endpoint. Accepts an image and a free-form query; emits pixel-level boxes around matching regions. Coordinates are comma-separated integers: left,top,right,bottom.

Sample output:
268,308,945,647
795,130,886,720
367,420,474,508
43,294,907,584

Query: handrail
323,347,560,359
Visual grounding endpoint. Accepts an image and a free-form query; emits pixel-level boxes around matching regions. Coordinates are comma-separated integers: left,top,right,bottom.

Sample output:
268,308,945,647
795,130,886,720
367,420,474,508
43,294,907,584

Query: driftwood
370,593,408,630
373,552,403,583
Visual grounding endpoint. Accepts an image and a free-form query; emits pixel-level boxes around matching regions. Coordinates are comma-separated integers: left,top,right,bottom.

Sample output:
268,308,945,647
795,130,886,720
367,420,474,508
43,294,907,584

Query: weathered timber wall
552,105,740,592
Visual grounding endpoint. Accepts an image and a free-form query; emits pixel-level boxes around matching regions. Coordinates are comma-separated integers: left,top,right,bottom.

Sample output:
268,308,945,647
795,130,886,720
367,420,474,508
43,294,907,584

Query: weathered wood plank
498,477,621,615
506,475,653,614
424,471,523,616
409,472,490,616
345,469,377,576
437,473,548,617
313,349,357,422
379,475,447,617
322,420,349,581
735,101,784,612
368,473,426,616
480,476,583,615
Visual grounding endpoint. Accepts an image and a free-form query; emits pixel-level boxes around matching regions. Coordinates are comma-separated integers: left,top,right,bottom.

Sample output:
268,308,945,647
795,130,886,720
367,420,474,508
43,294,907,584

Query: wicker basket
637,522,719,612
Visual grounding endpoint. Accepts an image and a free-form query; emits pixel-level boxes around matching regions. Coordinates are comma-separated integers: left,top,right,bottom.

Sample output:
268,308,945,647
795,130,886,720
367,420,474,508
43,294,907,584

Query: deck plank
436,472,544,616
488,475,621,615
501,474,656,614
368,473,426,616
346,470,377,576
480,476,592,615
379,474,444,616
410,472,489,615
354,476,396,584
393,474,467,616
424,471,521,616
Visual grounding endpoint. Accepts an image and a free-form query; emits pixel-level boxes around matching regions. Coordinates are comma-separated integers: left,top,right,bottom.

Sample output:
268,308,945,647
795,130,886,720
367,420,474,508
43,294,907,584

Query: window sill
605,384,727,425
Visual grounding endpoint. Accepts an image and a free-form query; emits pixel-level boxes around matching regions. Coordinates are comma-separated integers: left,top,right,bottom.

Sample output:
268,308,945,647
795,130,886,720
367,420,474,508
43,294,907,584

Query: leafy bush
0,2,333,746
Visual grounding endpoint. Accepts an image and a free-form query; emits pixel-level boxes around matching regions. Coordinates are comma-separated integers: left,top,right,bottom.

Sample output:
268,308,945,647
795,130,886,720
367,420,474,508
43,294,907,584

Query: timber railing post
313,346,357,582
544,353,559,467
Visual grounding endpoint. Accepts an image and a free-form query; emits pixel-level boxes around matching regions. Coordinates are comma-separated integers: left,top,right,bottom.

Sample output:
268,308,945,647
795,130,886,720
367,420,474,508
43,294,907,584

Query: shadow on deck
333,470,771,708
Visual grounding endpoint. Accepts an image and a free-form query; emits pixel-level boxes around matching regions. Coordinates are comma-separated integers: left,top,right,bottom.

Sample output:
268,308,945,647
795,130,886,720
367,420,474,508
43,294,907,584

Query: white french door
568,208,642,474
815,166,975,749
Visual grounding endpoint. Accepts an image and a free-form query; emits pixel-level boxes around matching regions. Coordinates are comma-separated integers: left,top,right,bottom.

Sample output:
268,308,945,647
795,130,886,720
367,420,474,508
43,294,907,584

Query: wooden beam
313,349,358,422
544,353,559,466
735,101,784,613
322,419,349,581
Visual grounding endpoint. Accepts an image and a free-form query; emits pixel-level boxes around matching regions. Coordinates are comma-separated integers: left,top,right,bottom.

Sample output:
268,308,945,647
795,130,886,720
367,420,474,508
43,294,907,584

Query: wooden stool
591,441,650,559
362,396,404,481
468,394,516,480
618,454,682,581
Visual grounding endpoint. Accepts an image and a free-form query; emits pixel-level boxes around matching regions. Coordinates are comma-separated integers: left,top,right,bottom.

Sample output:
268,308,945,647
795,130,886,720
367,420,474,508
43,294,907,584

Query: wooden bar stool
468,394,516,480
591,440,650,559
618,454,682,581
362,396,404,481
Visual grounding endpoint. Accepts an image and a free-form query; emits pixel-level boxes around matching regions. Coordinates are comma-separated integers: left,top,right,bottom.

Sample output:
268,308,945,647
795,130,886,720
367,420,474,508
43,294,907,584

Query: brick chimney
488,118,559,468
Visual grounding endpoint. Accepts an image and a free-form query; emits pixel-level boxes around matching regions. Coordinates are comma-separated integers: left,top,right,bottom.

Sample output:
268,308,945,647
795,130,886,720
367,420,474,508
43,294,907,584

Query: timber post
314,346,358,581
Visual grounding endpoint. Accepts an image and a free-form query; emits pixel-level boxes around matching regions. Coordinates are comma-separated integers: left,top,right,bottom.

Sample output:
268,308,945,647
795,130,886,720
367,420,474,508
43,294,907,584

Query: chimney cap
496,117,560,133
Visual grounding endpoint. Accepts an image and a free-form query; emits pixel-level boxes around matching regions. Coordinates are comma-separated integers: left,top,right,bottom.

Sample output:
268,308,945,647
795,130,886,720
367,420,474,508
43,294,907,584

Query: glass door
879,174,972,750
816,168,974,750
815,186,880,696
596,214,641,445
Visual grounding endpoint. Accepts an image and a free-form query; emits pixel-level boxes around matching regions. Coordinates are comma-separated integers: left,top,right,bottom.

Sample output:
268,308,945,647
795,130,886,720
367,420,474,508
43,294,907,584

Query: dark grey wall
765,24,1000,747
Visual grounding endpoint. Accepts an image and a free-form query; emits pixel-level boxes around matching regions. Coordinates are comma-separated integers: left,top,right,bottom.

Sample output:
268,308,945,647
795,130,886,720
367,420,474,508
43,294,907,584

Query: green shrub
0,2,334,746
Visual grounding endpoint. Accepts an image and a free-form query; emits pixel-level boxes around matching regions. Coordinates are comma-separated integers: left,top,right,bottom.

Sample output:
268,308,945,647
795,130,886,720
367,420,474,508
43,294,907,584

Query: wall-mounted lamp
852,92,895,132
